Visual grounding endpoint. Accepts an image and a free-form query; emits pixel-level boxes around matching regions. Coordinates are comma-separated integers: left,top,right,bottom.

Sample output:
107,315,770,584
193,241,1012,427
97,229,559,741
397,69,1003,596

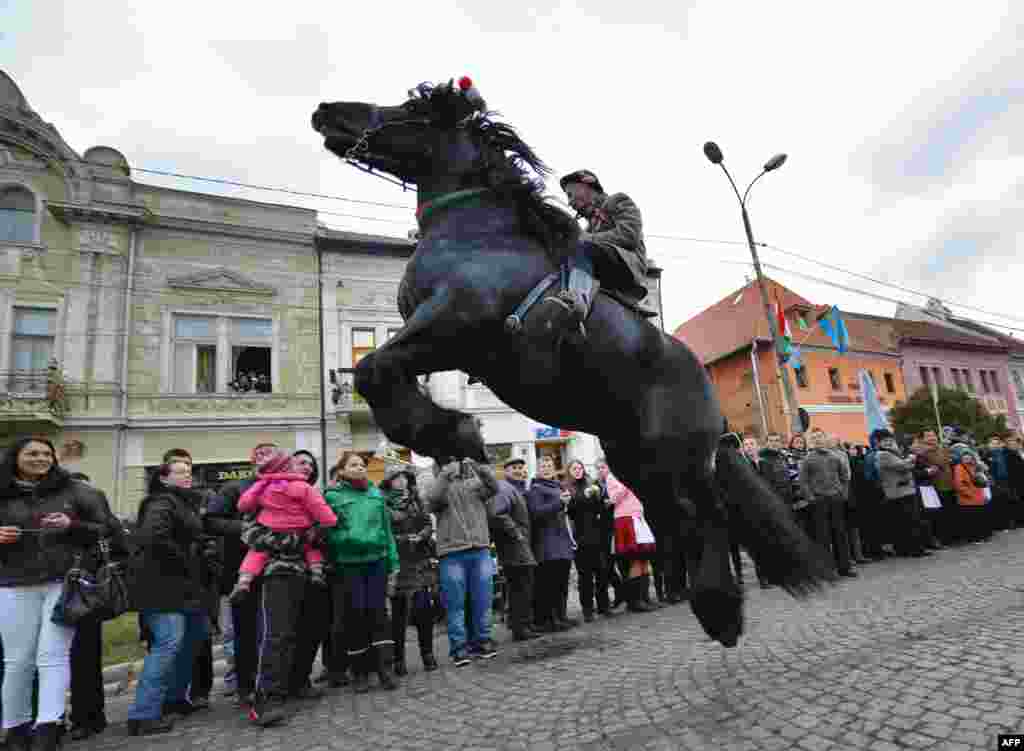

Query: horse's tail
715,448,835,596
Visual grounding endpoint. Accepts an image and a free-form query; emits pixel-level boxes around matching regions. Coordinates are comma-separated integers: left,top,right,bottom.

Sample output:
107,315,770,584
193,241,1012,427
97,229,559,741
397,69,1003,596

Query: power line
47,159,1024,331
121,165,415,211
647,232,1024,328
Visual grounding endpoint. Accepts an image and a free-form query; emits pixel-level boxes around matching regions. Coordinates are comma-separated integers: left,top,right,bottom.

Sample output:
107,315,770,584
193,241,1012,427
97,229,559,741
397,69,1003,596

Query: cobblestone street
84,531,1024,751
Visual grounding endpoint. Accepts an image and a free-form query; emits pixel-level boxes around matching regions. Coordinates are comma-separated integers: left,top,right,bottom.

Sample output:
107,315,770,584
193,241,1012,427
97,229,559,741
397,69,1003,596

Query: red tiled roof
672,278,897,364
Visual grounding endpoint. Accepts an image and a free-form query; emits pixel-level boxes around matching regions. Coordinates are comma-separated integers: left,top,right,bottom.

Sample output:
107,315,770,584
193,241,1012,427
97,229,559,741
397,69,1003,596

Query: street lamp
703,142,803,436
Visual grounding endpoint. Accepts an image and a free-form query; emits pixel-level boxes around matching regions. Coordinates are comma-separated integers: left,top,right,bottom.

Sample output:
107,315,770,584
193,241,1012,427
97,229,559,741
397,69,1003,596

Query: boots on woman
34,723,64,751
376,647,399,691
5,723,34,751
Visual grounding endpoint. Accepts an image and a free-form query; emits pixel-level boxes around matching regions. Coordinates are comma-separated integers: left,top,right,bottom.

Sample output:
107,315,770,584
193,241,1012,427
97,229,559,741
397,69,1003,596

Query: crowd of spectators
1,425,1021,744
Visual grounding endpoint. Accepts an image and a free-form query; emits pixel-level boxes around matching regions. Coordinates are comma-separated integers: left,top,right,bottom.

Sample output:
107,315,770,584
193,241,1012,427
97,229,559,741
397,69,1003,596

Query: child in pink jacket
229,450,337,603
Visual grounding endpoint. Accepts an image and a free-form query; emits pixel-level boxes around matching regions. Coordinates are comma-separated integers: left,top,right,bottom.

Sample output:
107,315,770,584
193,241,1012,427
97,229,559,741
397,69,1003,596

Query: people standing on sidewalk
757,434,794,586
565,460,614,621
1006,435,1024,525
128,459,216,736
874,430,928,558
205,442,279,711
953,452,991,543
286,450,336,699
607,469,658,612
527,455,578,632
594,460,627,611
489,458,539,641
426,458,500,666
235,450,337,723
67,472,129,743
913,430,955,545
324,452,400,692
799,428,857,578
0,438,117,751
382,467,438,675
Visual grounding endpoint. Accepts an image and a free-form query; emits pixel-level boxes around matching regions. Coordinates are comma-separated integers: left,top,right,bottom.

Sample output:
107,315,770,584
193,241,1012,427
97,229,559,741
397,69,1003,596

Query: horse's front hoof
504,315,522,334
690,587,744,648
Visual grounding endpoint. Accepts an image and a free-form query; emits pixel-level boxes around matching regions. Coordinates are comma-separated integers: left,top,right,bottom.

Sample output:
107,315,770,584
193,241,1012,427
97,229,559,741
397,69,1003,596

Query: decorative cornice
150,214,314,247
47,201,151,225
167,267,276,296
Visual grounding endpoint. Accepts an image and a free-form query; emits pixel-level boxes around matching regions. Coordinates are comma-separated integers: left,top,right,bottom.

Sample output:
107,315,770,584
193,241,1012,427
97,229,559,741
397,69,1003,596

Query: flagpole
929,381,943,436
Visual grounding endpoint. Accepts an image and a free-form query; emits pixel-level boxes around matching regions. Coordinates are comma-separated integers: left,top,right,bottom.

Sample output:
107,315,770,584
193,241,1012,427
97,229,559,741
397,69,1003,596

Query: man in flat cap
554,170,653,332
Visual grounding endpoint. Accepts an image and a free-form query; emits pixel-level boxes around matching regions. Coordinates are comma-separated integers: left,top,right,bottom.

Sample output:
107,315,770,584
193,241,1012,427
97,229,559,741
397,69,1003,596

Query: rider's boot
556,260,597,335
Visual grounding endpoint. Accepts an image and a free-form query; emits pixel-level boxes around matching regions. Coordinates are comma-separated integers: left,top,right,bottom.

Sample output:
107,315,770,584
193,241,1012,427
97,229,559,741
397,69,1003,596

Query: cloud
2,0,1022,335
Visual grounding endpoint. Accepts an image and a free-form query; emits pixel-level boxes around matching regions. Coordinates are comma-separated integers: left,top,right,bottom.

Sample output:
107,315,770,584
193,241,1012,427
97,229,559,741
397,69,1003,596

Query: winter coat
238,472,337,533
914,446,953,493
386,488,436,593
799,449,850,501
526,478,575,562
953,463,986,507
983,448,1010,486
582,192,649,301
757,448,793,504
565,477,610,551
205,476,258,595
130,485,210,612
787,448,809,510
1007,450,1024,497
489,479,535,568
607,475,644,519
876,449,917,500
324,480,398,572
424,463,497,558
0,468,118,588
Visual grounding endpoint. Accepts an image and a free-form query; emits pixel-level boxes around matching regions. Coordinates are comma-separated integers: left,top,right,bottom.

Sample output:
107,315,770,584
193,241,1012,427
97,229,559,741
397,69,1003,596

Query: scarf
345,477,369,491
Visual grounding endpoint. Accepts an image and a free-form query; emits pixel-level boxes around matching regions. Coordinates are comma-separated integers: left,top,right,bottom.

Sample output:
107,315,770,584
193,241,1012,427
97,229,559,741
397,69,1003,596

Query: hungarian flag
775,294,793,357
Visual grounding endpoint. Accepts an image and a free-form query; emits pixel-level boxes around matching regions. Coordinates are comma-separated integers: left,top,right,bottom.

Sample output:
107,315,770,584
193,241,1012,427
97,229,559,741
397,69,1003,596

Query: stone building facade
0,70,321,514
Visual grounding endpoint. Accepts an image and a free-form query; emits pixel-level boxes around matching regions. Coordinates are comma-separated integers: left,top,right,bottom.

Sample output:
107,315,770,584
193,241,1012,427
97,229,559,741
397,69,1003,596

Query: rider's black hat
560,169,604,194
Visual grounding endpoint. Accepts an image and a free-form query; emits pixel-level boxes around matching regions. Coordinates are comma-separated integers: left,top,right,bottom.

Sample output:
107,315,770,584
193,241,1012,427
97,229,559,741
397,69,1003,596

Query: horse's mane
471,114,579,262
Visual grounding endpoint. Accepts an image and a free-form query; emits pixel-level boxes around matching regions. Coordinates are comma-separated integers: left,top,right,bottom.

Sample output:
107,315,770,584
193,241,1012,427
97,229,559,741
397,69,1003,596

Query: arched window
0,185,36,243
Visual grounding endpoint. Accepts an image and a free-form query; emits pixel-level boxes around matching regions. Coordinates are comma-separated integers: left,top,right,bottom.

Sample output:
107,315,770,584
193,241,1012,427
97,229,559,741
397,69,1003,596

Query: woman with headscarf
381,466,438,675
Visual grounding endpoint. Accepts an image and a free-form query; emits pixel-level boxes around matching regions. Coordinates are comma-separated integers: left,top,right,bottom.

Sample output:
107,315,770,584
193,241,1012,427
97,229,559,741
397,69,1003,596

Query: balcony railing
0,368,69,422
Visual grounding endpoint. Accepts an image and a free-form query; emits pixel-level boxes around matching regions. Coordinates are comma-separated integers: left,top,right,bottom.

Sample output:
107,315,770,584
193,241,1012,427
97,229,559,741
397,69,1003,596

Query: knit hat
259,449,293,476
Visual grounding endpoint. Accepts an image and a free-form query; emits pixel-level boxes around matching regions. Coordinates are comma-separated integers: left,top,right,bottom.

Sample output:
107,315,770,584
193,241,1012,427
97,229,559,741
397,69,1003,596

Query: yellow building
0,70,322,515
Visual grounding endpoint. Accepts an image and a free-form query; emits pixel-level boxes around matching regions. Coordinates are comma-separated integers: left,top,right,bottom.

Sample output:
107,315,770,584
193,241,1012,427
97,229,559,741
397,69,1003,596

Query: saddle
503,273,657,335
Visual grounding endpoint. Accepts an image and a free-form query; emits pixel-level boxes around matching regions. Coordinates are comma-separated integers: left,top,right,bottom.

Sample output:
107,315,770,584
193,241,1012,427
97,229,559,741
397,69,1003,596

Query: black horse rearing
312,80,831,646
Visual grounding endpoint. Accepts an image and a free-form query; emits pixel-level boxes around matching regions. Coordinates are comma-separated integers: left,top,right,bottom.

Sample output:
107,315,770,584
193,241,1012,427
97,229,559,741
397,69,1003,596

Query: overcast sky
3,1,1022,334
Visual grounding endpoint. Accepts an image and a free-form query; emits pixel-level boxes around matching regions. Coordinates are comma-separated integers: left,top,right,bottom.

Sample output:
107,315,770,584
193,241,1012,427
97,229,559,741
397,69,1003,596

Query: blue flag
859,369,891,436
817,305,850,354
788,345,803,369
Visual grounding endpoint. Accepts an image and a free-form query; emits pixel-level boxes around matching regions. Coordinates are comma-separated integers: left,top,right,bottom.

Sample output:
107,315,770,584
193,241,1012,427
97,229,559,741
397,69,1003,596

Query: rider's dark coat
582,192,649,301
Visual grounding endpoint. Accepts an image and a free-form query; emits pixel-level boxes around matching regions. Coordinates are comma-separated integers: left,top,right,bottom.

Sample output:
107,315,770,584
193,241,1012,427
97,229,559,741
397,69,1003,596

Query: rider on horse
555,170,654,330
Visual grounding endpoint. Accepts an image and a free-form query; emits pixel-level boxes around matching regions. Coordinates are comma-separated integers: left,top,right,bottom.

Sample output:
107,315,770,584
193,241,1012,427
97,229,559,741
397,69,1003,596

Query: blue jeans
128,611,209,721
439,549,493,656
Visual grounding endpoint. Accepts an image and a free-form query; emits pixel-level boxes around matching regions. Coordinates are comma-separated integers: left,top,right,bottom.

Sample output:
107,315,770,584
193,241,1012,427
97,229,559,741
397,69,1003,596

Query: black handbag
52,539,131,626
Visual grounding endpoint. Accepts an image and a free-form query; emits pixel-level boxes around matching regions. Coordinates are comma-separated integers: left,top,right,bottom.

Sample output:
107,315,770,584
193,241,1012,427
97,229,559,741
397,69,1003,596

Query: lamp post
703,142,804,436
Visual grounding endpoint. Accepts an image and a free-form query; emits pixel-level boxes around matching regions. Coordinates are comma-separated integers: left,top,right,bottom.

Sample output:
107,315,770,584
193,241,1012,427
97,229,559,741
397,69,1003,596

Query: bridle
342,105,434,191
342,103,490,194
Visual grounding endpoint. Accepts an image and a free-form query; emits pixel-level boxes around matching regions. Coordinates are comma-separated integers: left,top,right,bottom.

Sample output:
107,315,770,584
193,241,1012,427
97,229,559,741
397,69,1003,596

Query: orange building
673,279,908,444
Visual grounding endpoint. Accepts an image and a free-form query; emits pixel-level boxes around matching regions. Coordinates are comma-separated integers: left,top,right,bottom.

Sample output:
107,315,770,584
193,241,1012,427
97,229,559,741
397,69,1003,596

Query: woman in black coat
0,437,114,751
126,460,215,736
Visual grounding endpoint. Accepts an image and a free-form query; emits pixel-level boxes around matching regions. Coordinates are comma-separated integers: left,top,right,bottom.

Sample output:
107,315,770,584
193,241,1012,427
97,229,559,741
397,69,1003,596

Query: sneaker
452,651,472,667
247,696,287,727
474,640,499,660
422,655,439,671
583,612,595,623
